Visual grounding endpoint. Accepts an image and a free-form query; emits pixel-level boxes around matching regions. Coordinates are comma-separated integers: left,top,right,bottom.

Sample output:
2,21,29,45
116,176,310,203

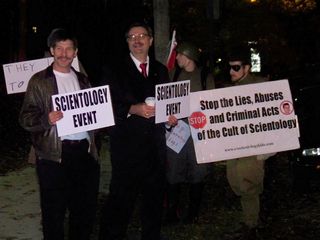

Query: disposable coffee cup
145,97,155,106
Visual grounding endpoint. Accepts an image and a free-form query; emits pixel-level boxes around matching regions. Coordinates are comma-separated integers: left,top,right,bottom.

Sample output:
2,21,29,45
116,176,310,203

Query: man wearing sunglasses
228,49,259,84
226,44,268,238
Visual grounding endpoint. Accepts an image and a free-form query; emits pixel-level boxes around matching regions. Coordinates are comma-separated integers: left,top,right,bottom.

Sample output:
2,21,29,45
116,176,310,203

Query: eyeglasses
229,64,242,72
127,33,149,41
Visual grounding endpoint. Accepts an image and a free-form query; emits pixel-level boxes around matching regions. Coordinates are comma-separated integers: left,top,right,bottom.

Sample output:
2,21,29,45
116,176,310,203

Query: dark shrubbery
0,87,30,174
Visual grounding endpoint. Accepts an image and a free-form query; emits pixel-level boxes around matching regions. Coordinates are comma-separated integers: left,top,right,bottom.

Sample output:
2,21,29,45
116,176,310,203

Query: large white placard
189,79,300,163
52,85,114,137
3,57,79,94
155,80,190,123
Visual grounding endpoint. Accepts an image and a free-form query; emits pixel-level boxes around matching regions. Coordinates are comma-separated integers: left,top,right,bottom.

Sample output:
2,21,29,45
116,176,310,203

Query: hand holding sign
167,115,178,128
48,111,63,125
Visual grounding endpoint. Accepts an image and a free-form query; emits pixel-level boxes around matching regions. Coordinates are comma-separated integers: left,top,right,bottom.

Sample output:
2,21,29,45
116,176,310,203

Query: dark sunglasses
229,64,242,72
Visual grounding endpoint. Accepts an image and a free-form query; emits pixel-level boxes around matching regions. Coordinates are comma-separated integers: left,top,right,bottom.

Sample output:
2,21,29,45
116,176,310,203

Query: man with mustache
19,28,100,240
99,22,176,240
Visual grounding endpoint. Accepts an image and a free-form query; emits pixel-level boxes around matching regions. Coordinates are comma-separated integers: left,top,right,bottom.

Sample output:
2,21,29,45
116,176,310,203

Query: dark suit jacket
102,56,170,174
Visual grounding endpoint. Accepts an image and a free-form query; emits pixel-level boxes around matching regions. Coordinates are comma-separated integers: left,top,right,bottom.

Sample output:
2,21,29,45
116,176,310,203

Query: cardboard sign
52,85,114,136
155,80,190,123
3,57,79,94
189,79,300,163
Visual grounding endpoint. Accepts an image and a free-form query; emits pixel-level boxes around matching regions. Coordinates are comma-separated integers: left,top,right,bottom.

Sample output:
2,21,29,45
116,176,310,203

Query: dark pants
99,134,166,240
36,140,100,240
99,168,165,240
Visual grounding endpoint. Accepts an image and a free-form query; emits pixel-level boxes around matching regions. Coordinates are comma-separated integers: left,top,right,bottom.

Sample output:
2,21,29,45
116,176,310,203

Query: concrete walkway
0,141,111,240
0,166,42,239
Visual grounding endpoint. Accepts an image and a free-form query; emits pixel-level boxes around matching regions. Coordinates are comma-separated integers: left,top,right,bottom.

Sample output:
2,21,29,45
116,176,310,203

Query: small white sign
155,80,190,123
166,120,191,153
52,85,114,136
189,79,300,163
3,57,79,94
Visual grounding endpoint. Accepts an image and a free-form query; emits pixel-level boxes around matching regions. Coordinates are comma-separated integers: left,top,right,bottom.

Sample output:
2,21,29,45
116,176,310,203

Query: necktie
140,63,147,78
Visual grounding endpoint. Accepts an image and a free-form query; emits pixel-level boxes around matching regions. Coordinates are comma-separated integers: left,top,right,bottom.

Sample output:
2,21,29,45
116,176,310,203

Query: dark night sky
1,0,151,84
2,0,320,86
27,0,151,83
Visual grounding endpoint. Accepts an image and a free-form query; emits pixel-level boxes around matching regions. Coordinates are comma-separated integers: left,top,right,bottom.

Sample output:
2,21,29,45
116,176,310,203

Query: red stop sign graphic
189,111,207,129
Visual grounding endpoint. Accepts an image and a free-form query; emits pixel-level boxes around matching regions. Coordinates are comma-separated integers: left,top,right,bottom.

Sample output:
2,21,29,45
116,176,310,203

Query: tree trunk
153,0,169,65
18,0,27,61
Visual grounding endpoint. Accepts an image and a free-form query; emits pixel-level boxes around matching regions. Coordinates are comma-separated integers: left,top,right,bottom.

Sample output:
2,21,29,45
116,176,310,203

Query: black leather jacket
19,65,98,162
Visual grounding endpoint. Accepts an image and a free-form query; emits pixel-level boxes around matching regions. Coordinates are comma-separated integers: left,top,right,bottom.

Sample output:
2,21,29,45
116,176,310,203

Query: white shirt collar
130,53,149,74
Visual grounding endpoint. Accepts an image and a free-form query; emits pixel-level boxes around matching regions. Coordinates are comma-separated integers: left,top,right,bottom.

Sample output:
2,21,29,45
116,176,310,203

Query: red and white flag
166,29,177,71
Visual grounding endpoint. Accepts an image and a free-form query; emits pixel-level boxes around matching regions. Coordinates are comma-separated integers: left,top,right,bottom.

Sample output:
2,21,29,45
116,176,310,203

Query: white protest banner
189,79,300,163
52,85,114,137
155,80,190,123
166,120,191,153
3,57,79,94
